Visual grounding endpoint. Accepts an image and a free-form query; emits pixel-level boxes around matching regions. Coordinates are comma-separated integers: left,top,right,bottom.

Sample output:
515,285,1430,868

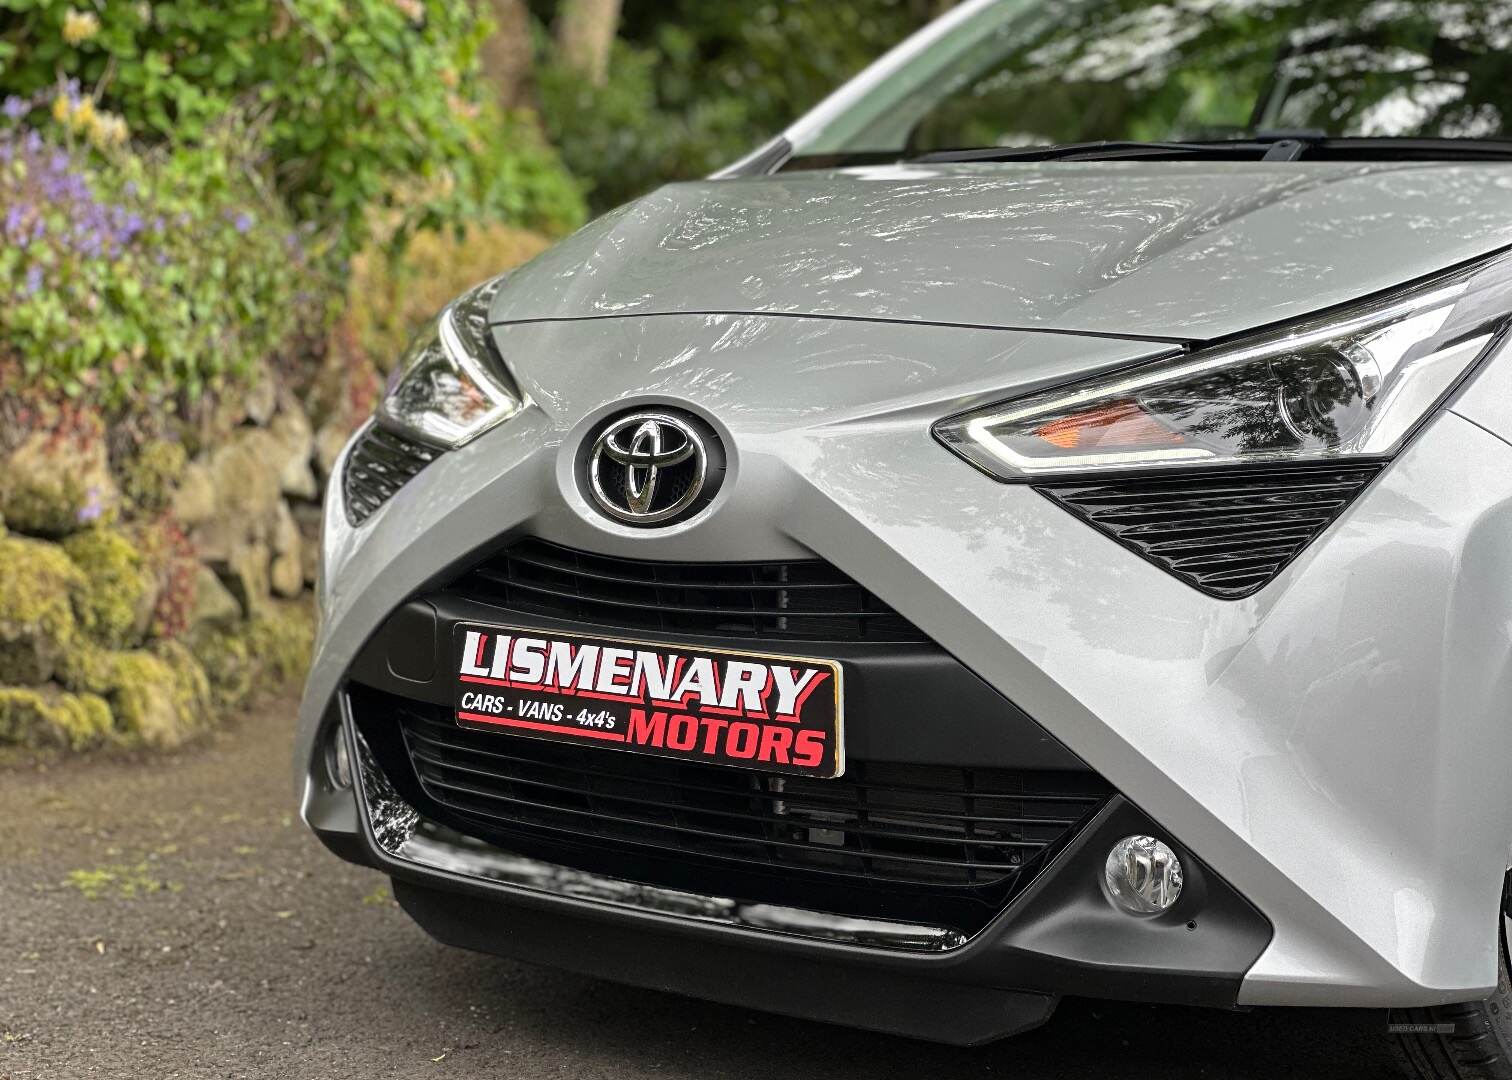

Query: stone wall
0,379,342,750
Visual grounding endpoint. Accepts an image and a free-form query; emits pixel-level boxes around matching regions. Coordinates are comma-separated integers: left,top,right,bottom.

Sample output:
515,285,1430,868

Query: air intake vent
447,538,928,642
351,687,1113,935
343,424,443,526
1036,462,1385,599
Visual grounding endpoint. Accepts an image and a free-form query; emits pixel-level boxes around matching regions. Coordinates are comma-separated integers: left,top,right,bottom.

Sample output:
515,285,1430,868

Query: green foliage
0,0,584,252
1,118,324,408
537,0,940,210
344,219,553,374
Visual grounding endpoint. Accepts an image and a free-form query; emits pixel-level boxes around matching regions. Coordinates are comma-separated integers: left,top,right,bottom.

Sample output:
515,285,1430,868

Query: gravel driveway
1,697,1401,1079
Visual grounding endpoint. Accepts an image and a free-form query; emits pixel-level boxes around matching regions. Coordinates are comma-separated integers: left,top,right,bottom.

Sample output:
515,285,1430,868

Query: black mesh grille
343,425,443,525
1036,462,1385,599
354,689,1112,932
446,538,928,642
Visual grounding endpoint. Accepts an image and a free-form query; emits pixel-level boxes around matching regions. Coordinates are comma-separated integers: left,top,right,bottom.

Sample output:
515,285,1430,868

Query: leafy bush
344,220,554,374
0,0,584,252
538,0,939,211
537,38,747,212
0,110,323,407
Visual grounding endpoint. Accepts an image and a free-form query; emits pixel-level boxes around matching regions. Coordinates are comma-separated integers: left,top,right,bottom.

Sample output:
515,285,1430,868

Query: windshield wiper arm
912,140,1277,164
914,136,1512,166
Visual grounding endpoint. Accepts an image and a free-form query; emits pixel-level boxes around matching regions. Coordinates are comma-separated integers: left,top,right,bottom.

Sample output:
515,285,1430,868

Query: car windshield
787,0,1512,161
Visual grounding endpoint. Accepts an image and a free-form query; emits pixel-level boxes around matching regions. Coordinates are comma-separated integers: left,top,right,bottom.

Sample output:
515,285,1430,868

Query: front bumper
306,688,1269,1043
298,313,1512,1011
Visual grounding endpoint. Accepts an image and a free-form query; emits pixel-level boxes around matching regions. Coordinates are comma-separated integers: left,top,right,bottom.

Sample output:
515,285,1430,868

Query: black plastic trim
390,877,1052,1040
351,780,1270,1042
717,135,795,177
349,595,1087,771
393,877,1057,1045
342,423,445,526
1034,460,1388,599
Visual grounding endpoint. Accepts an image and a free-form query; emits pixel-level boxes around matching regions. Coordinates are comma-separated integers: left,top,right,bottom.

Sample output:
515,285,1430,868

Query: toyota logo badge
586,411,720,525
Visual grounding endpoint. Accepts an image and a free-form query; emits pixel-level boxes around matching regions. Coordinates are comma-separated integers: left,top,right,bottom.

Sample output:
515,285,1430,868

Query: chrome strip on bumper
349,725,968,953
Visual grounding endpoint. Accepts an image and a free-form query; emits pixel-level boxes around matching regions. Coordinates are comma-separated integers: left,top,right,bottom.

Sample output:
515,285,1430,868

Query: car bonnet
488,160,1512,344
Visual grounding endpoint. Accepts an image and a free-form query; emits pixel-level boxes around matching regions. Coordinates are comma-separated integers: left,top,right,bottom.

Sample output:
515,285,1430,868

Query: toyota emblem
586,411,720,525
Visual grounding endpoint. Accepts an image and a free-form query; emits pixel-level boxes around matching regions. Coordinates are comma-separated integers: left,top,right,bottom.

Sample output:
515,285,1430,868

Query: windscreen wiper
914,136,1512,165
912,140,1279,164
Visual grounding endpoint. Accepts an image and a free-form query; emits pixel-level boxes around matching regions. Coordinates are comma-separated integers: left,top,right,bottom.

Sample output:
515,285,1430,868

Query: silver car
296,2,1512,1075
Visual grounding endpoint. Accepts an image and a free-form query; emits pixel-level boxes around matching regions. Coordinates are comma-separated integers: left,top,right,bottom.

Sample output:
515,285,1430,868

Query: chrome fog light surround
325,722,352,790
1104,834,1184,915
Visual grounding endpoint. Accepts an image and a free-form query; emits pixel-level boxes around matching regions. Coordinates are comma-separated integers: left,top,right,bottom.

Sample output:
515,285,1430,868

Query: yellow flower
86,110,127,148
52,95,73,124
72,97,96,133
62,8,101,46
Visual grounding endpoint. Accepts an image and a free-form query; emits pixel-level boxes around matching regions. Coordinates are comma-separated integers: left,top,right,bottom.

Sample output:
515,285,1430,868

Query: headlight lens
936,252,1512,479
375,275,524,449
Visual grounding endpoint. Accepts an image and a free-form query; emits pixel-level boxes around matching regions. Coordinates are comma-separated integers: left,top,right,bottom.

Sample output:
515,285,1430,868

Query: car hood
491,160,1512,343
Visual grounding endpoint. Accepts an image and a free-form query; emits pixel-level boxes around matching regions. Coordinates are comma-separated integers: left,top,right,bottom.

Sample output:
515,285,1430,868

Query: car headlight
375,275,525,449
935,251,1512,479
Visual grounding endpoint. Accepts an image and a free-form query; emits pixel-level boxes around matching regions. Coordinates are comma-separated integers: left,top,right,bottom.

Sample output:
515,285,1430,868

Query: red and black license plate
452,622,845,778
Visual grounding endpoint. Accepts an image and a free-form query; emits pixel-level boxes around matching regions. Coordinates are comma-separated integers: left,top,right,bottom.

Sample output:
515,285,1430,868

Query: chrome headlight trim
374,274,526,450
936,250,1512,480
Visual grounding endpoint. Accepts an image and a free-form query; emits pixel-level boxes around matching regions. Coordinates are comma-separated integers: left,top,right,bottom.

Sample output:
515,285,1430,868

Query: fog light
326,725,352,789
1104,835,1183,914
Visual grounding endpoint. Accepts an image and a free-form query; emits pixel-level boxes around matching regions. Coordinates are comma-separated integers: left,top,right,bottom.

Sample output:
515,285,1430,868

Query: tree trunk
553,0,621,87
478,0,536,111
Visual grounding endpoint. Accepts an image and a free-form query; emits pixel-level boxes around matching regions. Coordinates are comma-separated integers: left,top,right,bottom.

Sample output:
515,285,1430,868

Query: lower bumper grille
352,687,1112,934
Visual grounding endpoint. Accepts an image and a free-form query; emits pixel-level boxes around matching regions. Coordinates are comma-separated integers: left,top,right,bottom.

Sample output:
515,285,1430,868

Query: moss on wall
62,641,213,748
63,528,156,649
0,534,85,684
188,598,314,712
0,686,114,749
120,440,189,515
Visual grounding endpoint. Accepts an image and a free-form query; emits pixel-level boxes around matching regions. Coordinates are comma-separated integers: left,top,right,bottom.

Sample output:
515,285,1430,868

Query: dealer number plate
451,622,845,778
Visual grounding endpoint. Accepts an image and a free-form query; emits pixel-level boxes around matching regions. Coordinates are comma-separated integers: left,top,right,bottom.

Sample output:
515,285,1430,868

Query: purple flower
233,211,253,234
76,487,105,524
1,96,28,121
3,201,29,241
21,265,43,297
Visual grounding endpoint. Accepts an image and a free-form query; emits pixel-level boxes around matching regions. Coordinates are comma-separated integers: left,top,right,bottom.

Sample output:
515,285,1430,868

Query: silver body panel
489,162,1512,341
300,302,1512,1006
